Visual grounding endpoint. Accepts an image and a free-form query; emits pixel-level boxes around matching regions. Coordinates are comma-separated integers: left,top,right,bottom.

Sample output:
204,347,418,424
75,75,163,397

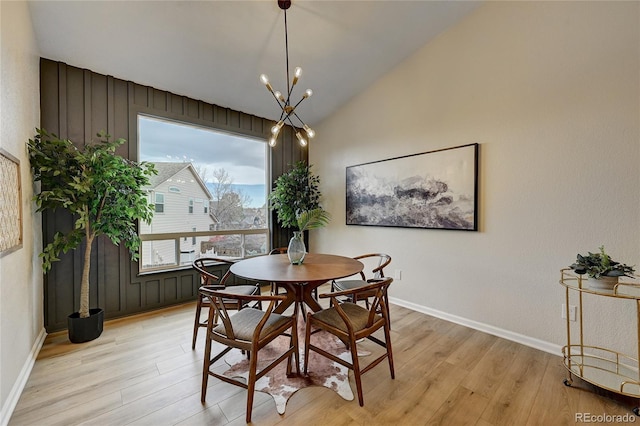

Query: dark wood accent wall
39,58,306,332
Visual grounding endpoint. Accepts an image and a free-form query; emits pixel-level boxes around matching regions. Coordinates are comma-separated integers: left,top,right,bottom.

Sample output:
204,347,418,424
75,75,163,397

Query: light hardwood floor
9,285,637,425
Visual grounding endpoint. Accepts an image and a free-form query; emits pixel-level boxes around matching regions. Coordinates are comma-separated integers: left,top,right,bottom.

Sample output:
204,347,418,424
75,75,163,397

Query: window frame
155,192,165,213
136,113,271,274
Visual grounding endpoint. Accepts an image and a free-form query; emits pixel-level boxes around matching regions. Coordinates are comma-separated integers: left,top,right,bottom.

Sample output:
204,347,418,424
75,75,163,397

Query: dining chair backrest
354,253,391,281
321,277,393,327
193,257,234,286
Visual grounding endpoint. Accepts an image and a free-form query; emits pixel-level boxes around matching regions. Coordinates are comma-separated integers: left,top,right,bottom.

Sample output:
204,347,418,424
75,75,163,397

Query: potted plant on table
28,128,156,343
268,161,329,264
570,246,636,290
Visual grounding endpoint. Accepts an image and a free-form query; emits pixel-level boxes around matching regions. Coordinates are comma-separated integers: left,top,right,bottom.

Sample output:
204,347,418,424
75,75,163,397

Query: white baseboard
389,297,562,357
1,327,47,426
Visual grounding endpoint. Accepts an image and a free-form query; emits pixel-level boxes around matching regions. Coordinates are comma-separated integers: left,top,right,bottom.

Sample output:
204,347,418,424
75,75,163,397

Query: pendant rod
284,9,291,104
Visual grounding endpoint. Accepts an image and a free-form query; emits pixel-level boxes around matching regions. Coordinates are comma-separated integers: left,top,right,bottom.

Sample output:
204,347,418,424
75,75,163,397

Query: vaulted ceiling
28,1,481,126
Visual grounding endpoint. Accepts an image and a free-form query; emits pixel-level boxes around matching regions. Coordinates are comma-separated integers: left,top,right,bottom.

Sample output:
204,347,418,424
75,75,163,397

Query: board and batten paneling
39,58,307,332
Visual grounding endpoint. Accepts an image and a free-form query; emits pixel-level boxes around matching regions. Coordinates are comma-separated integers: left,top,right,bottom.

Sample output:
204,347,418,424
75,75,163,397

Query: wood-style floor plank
8,293,638,425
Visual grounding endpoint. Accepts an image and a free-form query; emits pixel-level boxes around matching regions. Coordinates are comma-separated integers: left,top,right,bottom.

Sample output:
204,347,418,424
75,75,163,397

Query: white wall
0,2,44,425
311,1,640,355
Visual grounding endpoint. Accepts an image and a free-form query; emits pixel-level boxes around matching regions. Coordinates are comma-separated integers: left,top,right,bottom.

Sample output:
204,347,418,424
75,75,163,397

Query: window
155,193,164,213
138,115,268,272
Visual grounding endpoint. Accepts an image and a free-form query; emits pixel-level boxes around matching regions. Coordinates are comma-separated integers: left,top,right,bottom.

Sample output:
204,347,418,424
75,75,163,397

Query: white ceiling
28,0,482,126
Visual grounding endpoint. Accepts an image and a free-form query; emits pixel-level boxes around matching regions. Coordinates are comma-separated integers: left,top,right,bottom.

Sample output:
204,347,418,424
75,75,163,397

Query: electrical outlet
561,304,577,321
394,269,402,280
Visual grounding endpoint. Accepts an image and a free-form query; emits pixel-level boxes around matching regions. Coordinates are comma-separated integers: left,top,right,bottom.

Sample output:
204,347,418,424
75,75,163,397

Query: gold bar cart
560,268,640,415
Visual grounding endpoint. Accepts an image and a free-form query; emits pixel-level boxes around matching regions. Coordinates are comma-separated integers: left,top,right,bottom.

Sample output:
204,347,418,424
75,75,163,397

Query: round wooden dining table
230,253,363,314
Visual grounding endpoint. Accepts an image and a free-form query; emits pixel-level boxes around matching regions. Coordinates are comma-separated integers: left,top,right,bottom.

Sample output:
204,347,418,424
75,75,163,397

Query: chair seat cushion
202,285,259,304
333,280,367,291
202,284,259,296
213,308,292,341
311,302,380,333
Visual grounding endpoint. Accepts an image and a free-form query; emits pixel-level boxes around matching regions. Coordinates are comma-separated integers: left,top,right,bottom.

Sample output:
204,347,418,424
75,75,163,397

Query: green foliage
297,208,331,232
570,245,635,279
28,128,157,317
268,161,322,229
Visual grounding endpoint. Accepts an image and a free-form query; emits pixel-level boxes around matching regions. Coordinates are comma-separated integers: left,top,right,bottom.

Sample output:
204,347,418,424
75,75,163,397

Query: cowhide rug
223,319,356,414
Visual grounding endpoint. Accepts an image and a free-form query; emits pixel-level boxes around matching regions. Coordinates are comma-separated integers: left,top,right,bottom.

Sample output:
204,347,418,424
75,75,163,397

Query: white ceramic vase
589,275,619,291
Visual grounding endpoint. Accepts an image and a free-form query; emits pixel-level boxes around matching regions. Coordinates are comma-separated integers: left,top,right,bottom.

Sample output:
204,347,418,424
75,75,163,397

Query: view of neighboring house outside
138,115,269,272
140,162,217,268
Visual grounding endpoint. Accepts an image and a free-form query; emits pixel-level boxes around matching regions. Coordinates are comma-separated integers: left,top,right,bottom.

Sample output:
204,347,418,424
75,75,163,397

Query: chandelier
259,0,315,148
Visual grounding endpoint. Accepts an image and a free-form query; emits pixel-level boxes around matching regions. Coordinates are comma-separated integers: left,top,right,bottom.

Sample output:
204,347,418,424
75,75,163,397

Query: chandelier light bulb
303,124,315,138
304,89,313,98
271,120,284,135
260,74,274,93
268,136,277,147
274,91,285,102
296,132,308,147
292,67,302,85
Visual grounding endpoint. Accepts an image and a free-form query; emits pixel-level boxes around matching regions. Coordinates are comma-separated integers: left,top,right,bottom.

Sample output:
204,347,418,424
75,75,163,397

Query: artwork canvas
0,148,22,255
346,143,478,231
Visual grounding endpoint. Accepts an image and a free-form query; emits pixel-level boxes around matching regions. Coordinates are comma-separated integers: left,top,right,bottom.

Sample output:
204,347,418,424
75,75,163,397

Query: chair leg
329,281,336,307
349,334,365,406
192,294,204,350
384,321,395,379
292,316,300,375
201,327,212,402
286,317,300,376
383,293,391,328
246,348,259,423
303,313,313,375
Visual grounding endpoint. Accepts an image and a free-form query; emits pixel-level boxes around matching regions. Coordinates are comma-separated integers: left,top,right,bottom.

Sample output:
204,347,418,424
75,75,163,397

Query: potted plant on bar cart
570,245,636,290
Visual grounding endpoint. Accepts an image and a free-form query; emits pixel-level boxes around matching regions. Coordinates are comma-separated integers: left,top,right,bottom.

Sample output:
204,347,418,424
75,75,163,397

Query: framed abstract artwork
346,143,478,231
0,148,23,255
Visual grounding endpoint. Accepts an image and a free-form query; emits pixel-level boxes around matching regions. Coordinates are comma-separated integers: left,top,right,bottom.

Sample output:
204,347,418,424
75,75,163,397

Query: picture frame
346,143,478,231
0,148,23,255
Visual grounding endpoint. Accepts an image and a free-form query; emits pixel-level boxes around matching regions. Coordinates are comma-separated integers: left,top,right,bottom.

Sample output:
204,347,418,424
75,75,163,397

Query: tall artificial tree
28,129,156,318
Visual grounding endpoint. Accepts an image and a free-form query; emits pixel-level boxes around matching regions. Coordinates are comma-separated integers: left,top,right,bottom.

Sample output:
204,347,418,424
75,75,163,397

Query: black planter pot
67,308,104,343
